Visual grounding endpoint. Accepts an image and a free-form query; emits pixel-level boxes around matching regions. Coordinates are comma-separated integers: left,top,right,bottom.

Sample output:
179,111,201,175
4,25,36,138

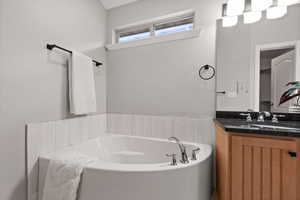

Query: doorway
259,48,295,112
253,41,300,112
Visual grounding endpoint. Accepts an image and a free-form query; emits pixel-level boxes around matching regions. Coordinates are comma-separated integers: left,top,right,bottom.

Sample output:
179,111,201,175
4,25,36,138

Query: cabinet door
231,136,297,200
216,125,231,200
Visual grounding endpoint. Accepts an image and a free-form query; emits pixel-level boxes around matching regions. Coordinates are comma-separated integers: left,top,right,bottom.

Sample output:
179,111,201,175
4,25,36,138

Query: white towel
42,152,97,200
69,51,97,115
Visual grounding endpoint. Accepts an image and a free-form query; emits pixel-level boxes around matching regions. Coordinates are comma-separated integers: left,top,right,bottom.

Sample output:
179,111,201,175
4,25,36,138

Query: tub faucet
168,137,189,164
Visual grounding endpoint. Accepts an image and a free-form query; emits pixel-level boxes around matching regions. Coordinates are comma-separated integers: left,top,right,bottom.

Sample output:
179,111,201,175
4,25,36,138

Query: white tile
186,118,202,143
186,117,214,144
173,117,190,141
97,114,107,134
67,118,82,145
26,123,41,169
151,116,173,139
108,114,133,135
40,122,55,155
132,115,152,137
87,115,99,139
54,120,69,150
81,117,90,141
87,114,107,139
26,123,48,200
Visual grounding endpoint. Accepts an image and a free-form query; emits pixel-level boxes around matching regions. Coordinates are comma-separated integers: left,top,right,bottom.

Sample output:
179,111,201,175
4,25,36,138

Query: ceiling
100,0,140,9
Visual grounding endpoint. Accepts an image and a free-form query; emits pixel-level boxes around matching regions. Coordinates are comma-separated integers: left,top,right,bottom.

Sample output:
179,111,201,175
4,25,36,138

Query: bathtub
39,134,212,200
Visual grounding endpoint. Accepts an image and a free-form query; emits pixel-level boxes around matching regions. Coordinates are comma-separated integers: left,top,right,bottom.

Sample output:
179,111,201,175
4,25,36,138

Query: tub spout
168,137,189,164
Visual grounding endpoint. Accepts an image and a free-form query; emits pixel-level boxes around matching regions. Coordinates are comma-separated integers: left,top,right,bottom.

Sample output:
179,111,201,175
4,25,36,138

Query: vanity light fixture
267,0,287,19
278,0,300,6
226,0,245,16
222,0,298,27
243,0,262,24
252,0,272,11
222,4,238,27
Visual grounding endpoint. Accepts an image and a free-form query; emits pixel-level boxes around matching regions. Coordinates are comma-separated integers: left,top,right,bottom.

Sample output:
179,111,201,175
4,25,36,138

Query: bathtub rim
40,134,212,172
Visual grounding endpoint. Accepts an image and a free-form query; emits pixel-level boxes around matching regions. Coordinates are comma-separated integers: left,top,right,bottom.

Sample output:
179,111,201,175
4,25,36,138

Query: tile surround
26,113,214,200
26,114,107,200
107,113,215,144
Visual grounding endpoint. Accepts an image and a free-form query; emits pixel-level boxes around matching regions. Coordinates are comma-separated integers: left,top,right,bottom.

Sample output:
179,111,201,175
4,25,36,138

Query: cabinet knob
288,152,297,157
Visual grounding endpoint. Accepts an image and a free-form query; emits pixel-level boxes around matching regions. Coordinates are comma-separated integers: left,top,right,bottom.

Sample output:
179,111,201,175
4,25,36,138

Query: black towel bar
46,44,103,67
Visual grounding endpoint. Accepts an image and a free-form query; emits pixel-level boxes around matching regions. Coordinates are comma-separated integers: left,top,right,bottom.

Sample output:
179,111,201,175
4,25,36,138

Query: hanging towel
69,51,97,115
42,152,97,200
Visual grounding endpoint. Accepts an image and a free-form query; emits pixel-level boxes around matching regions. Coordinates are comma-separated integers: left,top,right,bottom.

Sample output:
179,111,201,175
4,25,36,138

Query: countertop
215,118,300,138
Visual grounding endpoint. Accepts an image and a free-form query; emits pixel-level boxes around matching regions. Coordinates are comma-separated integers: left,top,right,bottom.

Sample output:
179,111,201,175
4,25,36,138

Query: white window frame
106,10,201,51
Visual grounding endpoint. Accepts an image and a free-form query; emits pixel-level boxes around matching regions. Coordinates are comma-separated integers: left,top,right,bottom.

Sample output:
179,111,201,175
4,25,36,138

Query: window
118,28,151,43
115,12,195,43
154,16,194,36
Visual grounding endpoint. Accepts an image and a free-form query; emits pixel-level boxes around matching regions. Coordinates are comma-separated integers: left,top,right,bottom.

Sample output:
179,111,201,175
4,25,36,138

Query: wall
216,4,300,111
0,0,106,199
106,0,222,118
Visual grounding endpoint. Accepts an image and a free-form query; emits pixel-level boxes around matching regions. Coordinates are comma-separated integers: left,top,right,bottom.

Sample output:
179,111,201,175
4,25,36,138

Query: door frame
252,40,300,111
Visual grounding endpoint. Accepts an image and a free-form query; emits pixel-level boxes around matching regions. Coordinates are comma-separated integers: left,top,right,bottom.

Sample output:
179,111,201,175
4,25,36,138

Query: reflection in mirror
259,47,296,112
216,4,300,113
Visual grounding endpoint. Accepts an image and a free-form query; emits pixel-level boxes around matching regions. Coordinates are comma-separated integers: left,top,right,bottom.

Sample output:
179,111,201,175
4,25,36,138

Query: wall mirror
216,4,300,113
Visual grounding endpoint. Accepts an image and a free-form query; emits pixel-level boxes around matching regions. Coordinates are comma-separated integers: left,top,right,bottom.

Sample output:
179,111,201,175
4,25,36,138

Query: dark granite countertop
215,118,300,138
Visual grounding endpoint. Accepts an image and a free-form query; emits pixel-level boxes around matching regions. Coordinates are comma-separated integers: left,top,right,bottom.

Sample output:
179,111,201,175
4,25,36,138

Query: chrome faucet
272,114,286,123
168,137,189,164
257,111,271,122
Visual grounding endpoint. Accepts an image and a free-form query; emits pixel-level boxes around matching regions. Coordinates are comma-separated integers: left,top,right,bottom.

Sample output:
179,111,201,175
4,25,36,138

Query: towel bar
46,44,103,67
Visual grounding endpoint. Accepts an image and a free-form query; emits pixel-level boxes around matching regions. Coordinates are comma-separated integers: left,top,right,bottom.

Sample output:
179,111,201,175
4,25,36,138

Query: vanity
215,112,300,200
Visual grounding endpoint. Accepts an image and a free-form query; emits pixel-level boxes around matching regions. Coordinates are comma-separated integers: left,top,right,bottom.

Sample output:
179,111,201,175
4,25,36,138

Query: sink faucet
168,137,189,164
257,111,271,122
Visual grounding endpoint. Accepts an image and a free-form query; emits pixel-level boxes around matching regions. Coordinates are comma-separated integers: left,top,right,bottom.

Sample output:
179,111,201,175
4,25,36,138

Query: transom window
115,12,195,43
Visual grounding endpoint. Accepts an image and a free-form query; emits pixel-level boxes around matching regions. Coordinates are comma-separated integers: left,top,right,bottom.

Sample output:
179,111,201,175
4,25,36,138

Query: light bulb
278,0,300,6
244,11,262,23
222,16,238,27
252,0,272,11
267,5,287,19
227,0,245,16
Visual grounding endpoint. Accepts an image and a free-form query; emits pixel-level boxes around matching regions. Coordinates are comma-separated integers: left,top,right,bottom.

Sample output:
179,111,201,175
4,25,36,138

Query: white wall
106,0,222,118
216,4,300,111
0,0,106,199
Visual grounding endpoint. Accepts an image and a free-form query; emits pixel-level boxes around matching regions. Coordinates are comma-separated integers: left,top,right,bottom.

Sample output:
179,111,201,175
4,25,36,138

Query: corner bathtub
39,134,212,200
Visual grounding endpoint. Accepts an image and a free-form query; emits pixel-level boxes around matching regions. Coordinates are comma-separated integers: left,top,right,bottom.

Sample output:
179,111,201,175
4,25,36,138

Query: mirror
216,4,300,113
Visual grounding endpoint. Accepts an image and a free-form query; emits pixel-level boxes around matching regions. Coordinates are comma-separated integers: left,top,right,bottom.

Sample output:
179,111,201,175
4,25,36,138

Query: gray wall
0,0,106,199
216,4,300,111
106,0,222,118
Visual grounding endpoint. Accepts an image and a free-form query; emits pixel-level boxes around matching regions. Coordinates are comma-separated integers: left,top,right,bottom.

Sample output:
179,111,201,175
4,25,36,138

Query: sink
250,124,300,131
229,123,300,131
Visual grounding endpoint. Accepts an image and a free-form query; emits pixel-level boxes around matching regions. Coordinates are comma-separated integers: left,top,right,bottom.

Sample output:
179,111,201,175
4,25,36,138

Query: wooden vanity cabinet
216,124,300,200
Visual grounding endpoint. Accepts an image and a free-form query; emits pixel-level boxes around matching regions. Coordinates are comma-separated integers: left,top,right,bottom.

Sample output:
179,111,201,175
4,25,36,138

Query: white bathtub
39,134,212,200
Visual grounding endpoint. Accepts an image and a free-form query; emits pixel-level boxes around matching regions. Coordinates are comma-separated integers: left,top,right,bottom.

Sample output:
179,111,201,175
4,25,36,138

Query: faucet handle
166,153,177,166
191,148,200,160
240,113,252,122
272,114,286,123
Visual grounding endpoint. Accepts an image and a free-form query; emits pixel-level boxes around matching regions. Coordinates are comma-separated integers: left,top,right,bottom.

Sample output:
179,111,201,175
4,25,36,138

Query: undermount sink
250,124,300,131
238,124,300,131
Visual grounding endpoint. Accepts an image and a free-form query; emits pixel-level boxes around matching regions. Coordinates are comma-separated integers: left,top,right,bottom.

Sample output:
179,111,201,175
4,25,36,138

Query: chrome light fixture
222,3,238,27
226,0,245,16
267,0,287,19
243,0,262,24
222,0,298,27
